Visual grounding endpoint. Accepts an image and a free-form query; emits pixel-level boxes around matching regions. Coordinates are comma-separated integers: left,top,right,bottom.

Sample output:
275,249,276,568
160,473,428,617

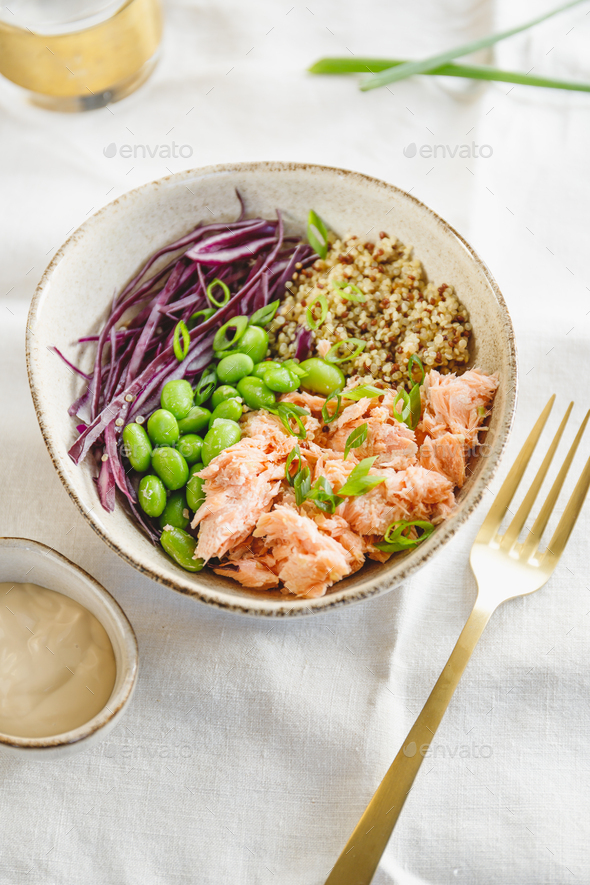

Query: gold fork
324,395,590,885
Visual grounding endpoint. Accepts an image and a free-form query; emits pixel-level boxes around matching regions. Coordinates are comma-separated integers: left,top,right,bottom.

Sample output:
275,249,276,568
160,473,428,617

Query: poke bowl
26,162,517,616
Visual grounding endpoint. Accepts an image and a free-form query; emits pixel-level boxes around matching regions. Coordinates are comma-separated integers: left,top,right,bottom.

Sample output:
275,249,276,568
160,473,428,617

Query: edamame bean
211,385,240,409
138,474,167,518
216,353,254,384
299,358,345,396
201,419,241,465
160,379,194,420
122,422,152,472
264,365,299,393
151,446,189,490
177,434,204,465
231,325,269,364
252,361,280,380
158,490,190,530
147,409,179,446
186,467,205,512
177,405,211,435
236,376,276,411
160,527,204,572
208,398,242,427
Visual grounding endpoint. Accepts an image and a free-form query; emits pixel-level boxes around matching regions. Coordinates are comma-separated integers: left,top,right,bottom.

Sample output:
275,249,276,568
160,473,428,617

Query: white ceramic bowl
27,162,517,616
0,538,138,757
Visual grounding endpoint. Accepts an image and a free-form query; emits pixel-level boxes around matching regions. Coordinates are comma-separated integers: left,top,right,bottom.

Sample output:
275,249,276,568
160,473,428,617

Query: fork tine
476,395,555,544
500,403,573,552
541,448,590,569
521,409,590,560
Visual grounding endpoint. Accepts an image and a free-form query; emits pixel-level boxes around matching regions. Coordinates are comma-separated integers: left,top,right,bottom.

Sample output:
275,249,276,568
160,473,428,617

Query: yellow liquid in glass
0,0,162,110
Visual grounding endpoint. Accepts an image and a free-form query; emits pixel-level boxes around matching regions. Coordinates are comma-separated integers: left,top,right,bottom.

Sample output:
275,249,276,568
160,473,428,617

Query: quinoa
268,231,472,389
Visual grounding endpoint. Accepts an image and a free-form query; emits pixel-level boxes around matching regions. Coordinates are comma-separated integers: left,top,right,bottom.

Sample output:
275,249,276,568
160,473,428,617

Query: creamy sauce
0,582,116,738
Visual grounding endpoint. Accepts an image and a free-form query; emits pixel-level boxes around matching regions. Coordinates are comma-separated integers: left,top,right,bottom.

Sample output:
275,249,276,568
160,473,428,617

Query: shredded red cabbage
55,198,316,530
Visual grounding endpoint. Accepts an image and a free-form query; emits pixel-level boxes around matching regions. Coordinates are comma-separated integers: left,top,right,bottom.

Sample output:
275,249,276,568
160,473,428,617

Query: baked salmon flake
193,368,498,598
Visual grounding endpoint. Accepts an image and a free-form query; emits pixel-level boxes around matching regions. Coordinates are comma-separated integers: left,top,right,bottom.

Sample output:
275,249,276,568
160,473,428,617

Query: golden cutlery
325,395,590,885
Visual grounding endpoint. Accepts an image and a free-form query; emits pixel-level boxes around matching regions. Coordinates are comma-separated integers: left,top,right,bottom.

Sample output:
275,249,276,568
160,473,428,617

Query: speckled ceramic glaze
0,538,138,756
26,162,517,617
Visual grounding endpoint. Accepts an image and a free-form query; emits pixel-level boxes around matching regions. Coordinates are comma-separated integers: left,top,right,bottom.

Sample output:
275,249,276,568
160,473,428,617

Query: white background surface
1,1,590,883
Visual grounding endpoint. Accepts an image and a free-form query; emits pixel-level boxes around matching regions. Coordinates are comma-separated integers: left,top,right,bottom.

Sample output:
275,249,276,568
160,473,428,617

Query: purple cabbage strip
295,327,313,361
50,346,93,380
63,208,311,526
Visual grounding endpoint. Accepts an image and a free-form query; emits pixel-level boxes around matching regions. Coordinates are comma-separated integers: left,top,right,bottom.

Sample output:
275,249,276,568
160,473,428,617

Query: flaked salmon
192,367,497,598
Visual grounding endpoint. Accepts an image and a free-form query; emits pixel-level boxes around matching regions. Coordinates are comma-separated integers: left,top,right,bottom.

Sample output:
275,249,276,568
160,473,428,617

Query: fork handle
324,598,496,885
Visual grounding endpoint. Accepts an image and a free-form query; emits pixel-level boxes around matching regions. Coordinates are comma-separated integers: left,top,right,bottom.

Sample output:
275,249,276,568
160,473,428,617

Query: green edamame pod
158,490,190,530
208,398,243,427
299,358,345,396
147,409,180,446
236,376,276,411
122,422,152,472
264,365,299,393
138,474,167,518
177,434,204,465
186,469,205,512
160,379,194,420
252,361,281,380
230,325,269,364
216,353,254,385
201,419,241,465
211,385,240,409
151,446,189,490
177,405,211,435
160,527,204,572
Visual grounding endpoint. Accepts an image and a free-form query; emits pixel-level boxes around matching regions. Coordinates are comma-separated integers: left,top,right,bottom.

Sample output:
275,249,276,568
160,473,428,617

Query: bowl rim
26,160,518,617
0,536,138,750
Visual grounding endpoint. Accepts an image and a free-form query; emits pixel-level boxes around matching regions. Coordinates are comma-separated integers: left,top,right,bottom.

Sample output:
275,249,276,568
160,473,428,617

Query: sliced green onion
213,316,248,353
277,403,309,440
477,405,487,418
294,466,312,506
193,364,217,406
206,278,231,309
308,57,590,95
188,308,216,329
306,476,340,514
325,338,366,364
344,423,368,460
321,390,342,424
283,359,308,378
375,519,435,553
173,321,190,362
393,389,411,426
307,209,329,260
408,383,422,430
407,353,425,386
332,279,366,303
337,456,385,497
342,385,383,400
360,0,585,91
285,445,303,486
249,300,280,327
306,293,328,330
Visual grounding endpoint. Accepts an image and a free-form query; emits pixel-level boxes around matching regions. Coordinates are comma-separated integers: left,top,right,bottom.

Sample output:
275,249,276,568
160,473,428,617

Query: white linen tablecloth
1,1,589,882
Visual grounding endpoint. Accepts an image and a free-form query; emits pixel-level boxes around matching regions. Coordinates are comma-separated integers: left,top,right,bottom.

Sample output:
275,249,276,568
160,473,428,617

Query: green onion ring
206,278,231,309
306,293,328,331
173,320,190,362
213,316,248,353
325,338,366,364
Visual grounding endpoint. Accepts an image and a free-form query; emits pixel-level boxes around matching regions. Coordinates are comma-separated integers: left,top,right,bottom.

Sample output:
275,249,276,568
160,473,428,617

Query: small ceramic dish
0,537,138,757
26,162,517,617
